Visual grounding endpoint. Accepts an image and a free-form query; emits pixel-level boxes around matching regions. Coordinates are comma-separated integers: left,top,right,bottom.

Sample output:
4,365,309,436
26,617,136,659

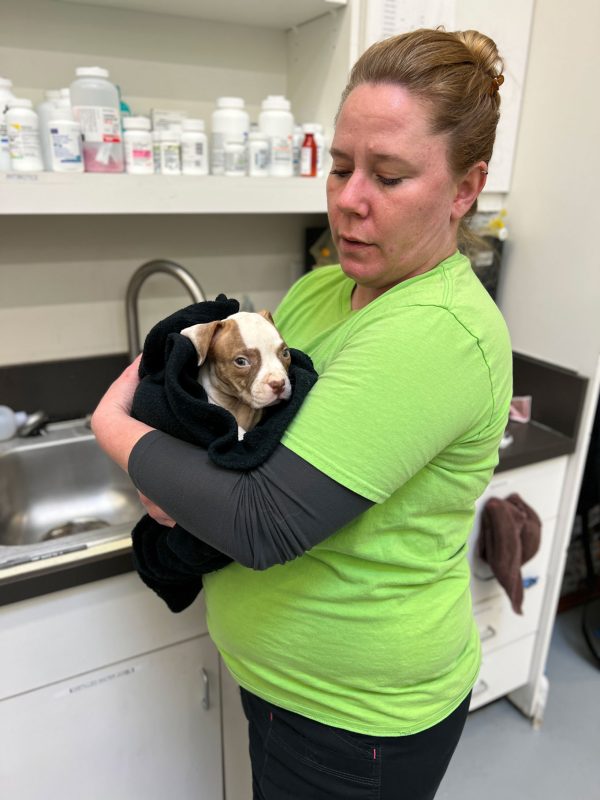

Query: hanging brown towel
477,493,542,614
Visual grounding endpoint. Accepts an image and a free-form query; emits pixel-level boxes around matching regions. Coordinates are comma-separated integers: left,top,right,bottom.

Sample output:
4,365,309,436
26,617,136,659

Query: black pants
240,687,471,800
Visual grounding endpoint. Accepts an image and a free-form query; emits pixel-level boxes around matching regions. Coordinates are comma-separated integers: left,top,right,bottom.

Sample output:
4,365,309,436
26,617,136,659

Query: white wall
497,0,600,377
0,0,330,366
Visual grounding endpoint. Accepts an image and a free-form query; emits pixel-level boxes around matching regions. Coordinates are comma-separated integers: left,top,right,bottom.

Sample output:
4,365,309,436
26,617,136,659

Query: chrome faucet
126,259,207,361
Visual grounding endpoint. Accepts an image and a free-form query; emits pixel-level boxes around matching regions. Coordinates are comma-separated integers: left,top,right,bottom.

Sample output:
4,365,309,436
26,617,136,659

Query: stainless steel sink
0,420,143,562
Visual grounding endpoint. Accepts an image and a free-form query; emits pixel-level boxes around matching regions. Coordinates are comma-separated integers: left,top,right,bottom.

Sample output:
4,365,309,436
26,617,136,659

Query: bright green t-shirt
203,251,512,735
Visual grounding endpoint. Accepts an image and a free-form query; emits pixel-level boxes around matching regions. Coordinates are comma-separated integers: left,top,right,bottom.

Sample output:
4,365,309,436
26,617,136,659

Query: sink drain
42,517,110,541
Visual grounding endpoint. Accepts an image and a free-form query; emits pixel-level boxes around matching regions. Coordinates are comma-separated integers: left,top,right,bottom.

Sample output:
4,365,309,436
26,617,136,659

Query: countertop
0,417,577,607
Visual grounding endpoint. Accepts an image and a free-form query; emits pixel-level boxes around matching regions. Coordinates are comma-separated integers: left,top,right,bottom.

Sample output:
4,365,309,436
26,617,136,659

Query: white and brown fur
180,310,292,439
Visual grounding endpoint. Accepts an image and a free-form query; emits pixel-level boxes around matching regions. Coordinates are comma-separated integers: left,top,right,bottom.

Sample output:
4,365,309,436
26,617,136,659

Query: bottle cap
182,118,205,132
75,67,110,79
48,99,75,120
302,123,317,134
216,97,245,109
261,95,291,111
0,77,13,89
158,129,181,141
60,88,71,98
123,116,151,131
44,89,61,101
7,98,33,109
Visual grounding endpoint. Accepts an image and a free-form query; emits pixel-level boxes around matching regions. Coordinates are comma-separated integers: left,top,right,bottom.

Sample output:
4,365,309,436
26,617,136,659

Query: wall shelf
57,0,347,29
1,173,328,215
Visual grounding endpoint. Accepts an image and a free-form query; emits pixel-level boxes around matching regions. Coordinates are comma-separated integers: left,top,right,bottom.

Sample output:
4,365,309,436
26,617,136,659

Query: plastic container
47,99,84,172
36,89,61,170
181,118,208,176
123,116,154,174
211,97,249,176
0,406,27,441
258,95,294,177
300,124,317,177
224,139,246,176
292,124,303,176
70,67,124,172
248,130,269,177
0,77,16,171
156,128,181,175
314,123,326,177
6,99,44,172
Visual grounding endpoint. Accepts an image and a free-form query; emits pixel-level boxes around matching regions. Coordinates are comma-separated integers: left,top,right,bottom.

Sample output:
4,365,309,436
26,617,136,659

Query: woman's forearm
91,355,155,471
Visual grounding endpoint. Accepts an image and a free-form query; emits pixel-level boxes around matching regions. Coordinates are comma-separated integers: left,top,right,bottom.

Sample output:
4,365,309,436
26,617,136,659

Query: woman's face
327,83,481,299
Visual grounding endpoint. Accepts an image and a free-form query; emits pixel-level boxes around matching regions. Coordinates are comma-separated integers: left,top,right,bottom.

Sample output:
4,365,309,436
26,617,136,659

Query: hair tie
489,74,504,96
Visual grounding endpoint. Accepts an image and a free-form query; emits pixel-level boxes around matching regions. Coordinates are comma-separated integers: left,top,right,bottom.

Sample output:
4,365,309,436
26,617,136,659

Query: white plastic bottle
6,99,44,172
224,139,247,176
157,128,181,175
47,99,84,172
36,89,61,170
0,78,16,172
258,95,294,177
181,118,208,176
70,67,124,172
210,97,249,176
0,406,27,441
123,116,154,174
248,130,269,177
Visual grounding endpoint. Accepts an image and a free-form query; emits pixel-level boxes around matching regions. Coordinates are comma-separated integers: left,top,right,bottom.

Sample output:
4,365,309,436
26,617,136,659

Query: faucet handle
18,410,50,437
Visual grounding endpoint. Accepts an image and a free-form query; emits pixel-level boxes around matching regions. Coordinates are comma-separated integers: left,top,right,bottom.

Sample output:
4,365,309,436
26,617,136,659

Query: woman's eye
377,176,403,187
234,357,250,367
330,169,351,178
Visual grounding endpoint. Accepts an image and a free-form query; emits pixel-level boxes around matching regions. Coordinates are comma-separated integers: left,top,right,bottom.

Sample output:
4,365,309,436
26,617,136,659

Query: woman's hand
138,492,177,528
91,355,155,472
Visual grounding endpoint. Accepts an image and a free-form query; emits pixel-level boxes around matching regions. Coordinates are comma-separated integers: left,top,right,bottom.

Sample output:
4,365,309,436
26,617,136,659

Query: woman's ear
451,161,488,221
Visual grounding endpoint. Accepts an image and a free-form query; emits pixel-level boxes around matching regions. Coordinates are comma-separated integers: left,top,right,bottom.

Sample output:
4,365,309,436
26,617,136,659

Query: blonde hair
338,28,504,247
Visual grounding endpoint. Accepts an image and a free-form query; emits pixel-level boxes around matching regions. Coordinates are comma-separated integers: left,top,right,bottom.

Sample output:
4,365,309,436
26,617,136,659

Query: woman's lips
339,236,374,251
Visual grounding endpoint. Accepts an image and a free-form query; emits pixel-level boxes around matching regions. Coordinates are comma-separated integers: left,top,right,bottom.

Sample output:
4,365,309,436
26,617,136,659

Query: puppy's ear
180,321,222,366
258,309,275,326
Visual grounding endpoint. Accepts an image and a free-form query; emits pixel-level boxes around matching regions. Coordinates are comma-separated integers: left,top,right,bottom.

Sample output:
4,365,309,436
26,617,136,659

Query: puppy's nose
268,379,286,395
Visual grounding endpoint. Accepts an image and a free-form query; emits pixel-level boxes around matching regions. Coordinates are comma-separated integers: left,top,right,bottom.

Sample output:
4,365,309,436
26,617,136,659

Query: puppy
180,310,292,439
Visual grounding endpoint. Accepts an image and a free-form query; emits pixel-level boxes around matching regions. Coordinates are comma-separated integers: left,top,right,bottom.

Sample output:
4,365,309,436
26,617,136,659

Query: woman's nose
334,172,369,217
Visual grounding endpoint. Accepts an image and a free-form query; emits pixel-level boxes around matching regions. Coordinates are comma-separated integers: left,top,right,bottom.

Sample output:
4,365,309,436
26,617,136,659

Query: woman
93,28,512,800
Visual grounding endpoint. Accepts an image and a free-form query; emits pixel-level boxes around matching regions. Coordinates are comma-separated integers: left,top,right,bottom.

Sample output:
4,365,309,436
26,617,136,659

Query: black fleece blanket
130,294,318,613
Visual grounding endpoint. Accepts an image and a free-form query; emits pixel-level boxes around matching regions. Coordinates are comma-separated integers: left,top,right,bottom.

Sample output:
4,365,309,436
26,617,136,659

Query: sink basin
0,421,143,554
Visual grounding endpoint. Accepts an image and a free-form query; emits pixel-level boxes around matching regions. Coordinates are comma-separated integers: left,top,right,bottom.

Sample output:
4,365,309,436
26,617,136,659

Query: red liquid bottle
300,125,317,177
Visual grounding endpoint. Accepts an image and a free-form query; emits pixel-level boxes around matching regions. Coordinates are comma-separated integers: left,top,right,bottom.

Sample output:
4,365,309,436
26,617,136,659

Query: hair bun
458,29,504,80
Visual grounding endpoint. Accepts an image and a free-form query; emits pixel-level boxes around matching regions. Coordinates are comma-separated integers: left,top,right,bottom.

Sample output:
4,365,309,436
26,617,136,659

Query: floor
439,606,600,799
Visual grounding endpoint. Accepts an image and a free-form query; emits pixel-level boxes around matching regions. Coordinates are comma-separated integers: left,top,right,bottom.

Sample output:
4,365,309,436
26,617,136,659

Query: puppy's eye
234,356,250,367
282,348,290,359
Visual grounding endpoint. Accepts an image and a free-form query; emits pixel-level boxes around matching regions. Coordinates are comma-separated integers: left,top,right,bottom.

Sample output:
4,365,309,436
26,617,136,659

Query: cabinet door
0,635,222,800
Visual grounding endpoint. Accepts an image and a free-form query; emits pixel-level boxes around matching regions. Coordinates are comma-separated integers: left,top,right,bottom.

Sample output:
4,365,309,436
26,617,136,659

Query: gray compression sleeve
128,430,373,570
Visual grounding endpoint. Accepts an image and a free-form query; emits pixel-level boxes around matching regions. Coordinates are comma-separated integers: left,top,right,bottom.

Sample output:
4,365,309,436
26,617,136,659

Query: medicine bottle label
73,106,122,144
8,122,40,161
125,137,153,169
160,142,181,174
270,135,292,166
50,127,83,169
182,140,205,170
224,144,246,176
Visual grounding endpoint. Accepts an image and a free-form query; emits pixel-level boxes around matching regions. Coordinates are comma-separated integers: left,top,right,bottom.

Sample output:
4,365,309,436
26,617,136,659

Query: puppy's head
180,310,292,409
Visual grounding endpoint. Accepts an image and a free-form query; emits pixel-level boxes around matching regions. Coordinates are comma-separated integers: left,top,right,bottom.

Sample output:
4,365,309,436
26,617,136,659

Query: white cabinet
0,634,222,800
0,573,222,799
467,456,569,711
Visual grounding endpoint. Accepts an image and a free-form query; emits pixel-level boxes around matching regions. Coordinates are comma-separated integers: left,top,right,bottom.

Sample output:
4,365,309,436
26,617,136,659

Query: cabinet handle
201,667,210,711
479,624,497,642
472,679,489,697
